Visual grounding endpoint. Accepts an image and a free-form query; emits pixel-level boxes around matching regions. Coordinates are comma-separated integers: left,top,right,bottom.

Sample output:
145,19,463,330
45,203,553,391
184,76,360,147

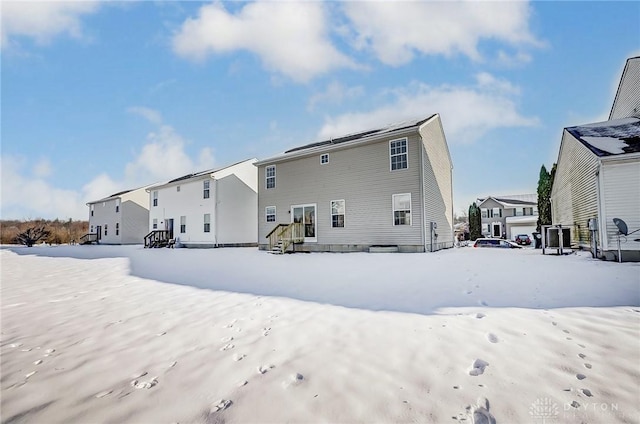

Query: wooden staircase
266,223,304,254
144,230,174,248
79,233,98,245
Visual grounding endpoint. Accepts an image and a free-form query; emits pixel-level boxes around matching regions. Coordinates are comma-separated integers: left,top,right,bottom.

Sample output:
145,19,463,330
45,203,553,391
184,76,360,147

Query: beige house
254,114,454,253
86,186,150,244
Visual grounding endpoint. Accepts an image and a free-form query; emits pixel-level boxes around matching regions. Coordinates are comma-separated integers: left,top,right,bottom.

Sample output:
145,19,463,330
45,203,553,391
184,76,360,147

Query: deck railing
144,230,171,248
266,222,304,253
79,233,98,245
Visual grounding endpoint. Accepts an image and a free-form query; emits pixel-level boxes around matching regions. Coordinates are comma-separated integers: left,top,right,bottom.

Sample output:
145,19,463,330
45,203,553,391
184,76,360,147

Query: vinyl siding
121,200,149,244
419,118,454,250
550,132,600,248
258,133,424,249
600,159,640,251
610,58,640,120
88,198,121,244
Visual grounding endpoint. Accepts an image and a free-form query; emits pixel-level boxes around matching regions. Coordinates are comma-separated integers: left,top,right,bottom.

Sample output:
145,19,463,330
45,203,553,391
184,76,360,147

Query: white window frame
90,204,94,216
153,191,158,207
104,224,108,236
321,154,329,165
152,219,158,230
265,206,276,223
389,138,408,171
204,213,211,233
266,165,276,189
203,180,210,199
180,216,186,233
115,199,120,213
115,223,119,236
330,200,345,228
392,193,412,226
291,203,317,242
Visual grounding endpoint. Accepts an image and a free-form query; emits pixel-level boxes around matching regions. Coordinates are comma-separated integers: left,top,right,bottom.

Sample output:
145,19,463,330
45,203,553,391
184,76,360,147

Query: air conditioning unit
546,227,571,249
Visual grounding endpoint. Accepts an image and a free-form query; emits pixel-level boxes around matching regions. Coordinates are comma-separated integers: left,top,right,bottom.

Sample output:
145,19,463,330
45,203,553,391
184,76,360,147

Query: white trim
392,193,412,226
265,165,276,189
265,206,276,223
330,199,345,228
321,153,329,165
291,203,317,242
389,137,409,171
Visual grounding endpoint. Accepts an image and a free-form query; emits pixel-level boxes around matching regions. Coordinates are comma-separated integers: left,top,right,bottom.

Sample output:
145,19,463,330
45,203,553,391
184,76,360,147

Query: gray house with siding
476,194,538,240
254,114,454,253
86,186,150,245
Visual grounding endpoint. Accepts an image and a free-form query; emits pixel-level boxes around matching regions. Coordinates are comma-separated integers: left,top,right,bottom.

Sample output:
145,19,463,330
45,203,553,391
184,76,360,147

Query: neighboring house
476,194,538,240
609,56,640,120
146,159,258,248
86,186,150,245
254,114,454,253
550,117,640,261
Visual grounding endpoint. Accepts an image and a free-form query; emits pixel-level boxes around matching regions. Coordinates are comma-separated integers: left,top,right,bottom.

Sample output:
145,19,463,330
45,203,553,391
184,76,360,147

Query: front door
165,219,174,239
291,204,316,242
95,226,102,241
492,223,501,238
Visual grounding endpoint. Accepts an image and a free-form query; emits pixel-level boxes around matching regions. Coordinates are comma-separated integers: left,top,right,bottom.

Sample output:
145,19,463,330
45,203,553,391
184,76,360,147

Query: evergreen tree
468,202,482,240
537,165,553,232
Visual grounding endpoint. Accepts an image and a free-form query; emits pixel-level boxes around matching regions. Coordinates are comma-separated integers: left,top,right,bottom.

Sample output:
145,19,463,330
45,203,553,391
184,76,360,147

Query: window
331,200,345,228
321,154,329,165
203,180,210,199
116,223,119,236
180,216,186,233
204,214,211,233
90,225,94,233
515,208,523,217
266,206,276,223
177,185,181,192
390,138,408,170
393,193,411,225
153,191,158,207
115,199,120,213
91,205,94,216
104,224,108,236
266,165,276,189
481,208,488,218
492,208,502,218
153,219,158,230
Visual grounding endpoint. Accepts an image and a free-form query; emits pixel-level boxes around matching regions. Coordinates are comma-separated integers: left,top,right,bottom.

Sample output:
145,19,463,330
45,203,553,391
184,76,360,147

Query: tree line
0,219,89,245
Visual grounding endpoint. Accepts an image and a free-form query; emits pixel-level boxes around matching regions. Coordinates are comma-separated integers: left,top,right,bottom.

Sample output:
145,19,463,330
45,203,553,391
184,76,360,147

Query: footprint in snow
33,360,43,365
131,376,158,389
262,327,271,336
232,354,245,362
468,359,489,376
578,353,586,359
210,399,232,414
583,363,592,369
581,388,593,397
563,329,570,334
470,397,496,424
478,300,488,306
486,333,499,343
221,336,234,343
95,390,113,398
576,373,586,380
258,365,275,374
220,344,235,351
464,290,473,295
475,313,486,319
282,373,304,389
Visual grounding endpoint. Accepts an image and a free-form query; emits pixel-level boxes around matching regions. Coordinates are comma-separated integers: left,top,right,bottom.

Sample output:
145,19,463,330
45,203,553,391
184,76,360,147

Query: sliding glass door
291,204,317,242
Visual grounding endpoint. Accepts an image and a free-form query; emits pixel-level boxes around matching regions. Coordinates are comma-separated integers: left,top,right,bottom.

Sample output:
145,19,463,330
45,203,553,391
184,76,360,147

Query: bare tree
16,226,51,247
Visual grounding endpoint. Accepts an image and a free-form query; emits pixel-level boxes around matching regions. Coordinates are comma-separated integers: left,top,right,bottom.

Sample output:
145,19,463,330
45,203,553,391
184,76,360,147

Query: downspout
213,177,219,247
419,137,427,252
595,162,604,257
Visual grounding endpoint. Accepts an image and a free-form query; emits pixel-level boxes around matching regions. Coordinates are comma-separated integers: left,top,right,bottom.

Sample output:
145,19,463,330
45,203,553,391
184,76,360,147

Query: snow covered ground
1,245,639,423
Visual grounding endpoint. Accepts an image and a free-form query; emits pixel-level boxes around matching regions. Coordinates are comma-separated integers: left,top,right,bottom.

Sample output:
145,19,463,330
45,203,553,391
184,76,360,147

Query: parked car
514,234,532,245
473,238,522,248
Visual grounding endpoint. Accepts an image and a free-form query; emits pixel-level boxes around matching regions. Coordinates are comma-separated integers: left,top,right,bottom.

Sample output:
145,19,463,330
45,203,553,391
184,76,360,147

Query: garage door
509,225,537,240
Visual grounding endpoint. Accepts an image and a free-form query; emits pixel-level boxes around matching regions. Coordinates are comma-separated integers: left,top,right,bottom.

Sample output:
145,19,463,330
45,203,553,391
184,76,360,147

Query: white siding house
146,159,258,247
255,114,454,253
609,56,640,120
476,194,538,240
551,118,640,261
86,186,150,244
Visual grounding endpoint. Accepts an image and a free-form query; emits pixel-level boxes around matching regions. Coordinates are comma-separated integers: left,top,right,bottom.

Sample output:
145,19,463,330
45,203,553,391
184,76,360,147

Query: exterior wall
149,176,216,245
550,132,600,248
419,118,454,251
121,200,149,244
478,198,507,237
148,161,258,247
258,132,425,251
216,174,258,245
600,158,640,257
88,198,121,244
610,58,640,120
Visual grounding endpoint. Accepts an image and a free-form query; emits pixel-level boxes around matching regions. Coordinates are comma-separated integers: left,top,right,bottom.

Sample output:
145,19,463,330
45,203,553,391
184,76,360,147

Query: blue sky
1,1,638,220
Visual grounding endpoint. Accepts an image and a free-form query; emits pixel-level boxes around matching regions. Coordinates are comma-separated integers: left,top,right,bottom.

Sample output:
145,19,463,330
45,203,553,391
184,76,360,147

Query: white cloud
341,1,540,65
1,1,100,49
307,81,365,111
33,157,52,178
172,1,358,82
128,106,163,125
318,74,539,144
0,154,86,220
